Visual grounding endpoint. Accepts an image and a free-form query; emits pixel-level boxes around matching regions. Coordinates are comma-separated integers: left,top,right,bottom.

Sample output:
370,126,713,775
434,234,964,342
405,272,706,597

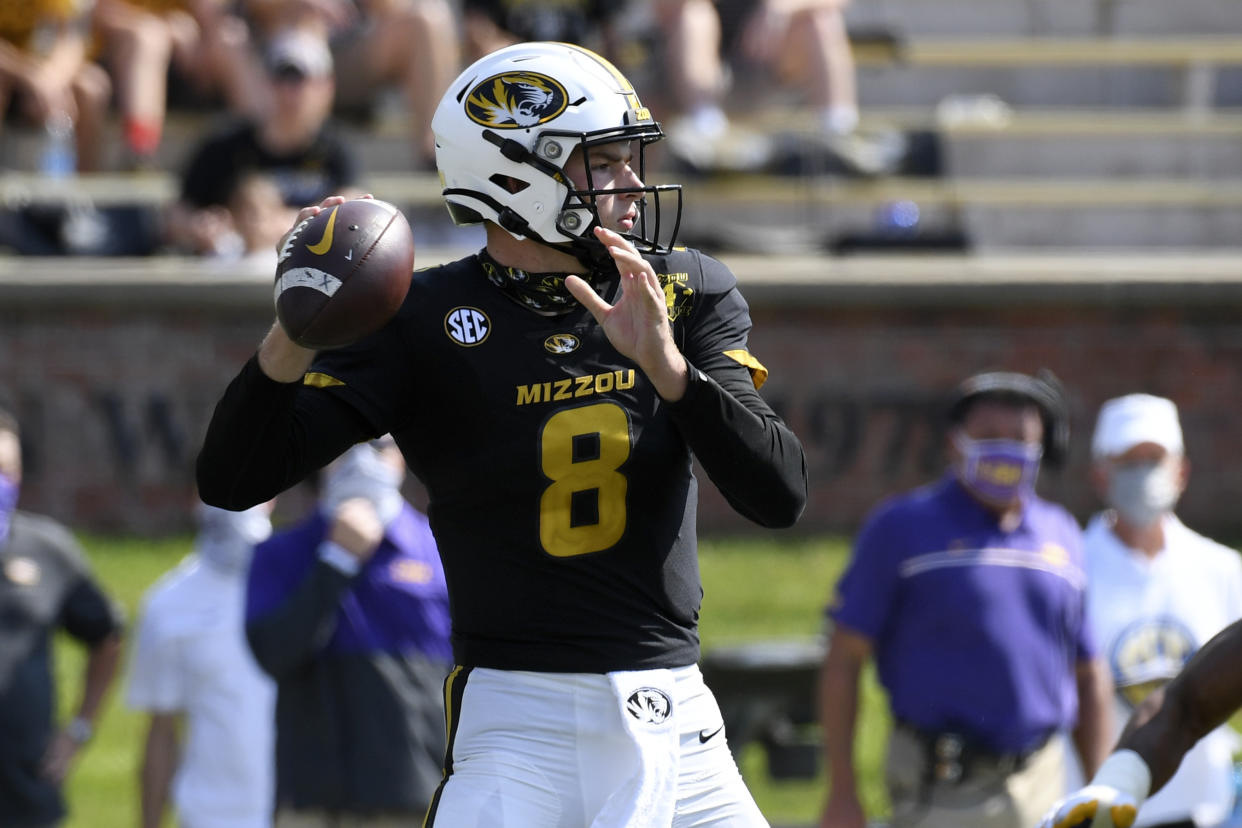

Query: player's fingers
1109,804,1137,828
594,224,631,249
606,244,648,277
287,194,350,237
566,274,611,321
595,226,645,262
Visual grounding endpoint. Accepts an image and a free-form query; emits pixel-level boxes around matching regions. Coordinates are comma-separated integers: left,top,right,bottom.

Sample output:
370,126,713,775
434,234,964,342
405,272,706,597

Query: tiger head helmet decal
465,72,568,129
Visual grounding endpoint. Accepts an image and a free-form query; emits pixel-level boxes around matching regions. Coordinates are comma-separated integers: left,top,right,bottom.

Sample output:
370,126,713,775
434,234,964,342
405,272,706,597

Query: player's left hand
566,226,688,401
1036,785,1139,828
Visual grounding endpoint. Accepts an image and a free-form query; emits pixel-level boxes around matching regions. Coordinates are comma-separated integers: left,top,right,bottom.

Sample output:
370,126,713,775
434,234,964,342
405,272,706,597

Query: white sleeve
125,599,185,712
1223,547,1242,621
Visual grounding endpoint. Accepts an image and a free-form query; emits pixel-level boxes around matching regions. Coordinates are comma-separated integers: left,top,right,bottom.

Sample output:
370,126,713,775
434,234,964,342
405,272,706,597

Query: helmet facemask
546,129,683,272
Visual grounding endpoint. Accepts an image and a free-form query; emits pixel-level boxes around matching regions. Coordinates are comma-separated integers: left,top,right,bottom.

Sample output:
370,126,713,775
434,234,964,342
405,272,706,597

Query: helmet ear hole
489,174,530,194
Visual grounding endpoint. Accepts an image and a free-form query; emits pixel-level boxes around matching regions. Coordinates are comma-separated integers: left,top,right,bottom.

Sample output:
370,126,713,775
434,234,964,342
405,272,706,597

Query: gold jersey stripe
559,42,645,118
302,372,345,389
724,349,769,390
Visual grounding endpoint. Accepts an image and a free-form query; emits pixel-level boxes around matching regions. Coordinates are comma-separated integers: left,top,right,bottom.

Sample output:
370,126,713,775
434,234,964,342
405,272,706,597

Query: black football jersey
197,248,806,673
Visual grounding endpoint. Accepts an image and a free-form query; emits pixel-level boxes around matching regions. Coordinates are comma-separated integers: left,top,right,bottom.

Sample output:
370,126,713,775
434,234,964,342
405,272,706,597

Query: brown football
274,198,414,349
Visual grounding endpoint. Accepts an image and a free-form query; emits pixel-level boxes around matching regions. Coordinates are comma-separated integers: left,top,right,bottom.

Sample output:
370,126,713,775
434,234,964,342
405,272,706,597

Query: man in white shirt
1081,393,1242,828
127,501,277,828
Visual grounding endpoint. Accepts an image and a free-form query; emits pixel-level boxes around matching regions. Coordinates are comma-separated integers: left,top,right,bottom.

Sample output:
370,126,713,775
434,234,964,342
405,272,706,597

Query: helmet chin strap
552,222,616,276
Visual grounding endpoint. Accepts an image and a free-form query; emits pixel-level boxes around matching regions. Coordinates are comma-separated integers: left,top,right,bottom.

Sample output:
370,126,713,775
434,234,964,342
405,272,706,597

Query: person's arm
41,631,123,783
664,358,807,528
196,200,378,511
1039,617,1242,828
140,713,181,828
1122,615,1242,788
1072,656,1113,779
196,324,373,509
566,228,807,528
0,17,89,122
246,499,383,678
817,625,870,828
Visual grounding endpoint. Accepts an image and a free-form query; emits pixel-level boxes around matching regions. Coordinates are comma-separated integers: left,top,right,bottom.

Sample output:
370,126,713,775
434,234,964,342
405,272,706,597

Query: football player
196,41,807,826
1038,615,1242,828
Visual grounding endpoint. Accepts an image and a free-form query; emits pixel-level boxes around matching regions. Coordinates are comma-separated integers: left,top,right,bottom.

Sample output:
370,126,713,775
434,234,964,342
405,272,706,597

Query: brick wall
6,268,1242,539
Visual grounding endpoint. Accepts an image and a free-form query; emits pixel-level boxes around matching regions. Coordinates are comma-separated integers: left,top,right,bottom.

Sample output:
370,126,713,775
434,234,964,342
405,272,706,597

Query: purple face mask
0,472,18,546
953,435,1042,507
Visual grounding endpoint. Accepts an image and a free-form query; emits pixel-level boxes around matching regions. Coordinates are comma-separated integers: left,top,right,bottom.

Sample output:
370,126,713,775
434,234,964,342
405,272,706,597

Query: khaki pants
885,726,1067,828
274,809,427,828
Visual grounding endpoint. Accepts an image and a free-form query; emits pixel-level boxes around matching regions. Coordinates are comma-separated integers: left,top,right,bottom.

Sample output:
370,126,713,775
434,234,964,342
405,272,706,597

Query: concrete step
751,107,1242,178
850,0,1242,36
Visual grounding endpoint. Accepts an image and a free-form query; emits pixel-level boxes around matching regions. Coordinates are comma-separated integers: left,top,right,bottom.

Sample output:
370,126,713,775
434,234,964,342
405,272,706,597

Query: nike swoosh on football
305,206,338,254
698,725,724,744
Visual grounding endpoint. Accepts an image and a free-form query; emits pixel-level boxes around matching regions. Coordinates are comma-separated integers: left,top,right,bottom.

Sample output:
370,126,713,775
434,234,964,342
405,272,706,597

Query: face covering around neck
0,473,17,546
195,503,273,573
954,434,1043,507
1108,461,1180,529
321,443,404,527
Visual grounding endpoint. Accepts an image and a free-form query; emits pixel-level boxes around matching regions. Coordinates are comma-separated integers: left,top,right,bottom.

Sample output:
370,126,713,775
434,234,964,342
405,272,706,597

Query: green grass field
54,534,890,827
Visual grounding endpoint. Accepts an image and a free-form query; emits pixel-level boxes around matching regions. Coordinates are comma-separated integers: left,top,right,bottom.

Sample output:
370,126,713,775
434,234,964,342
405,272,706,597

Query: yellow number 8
539,403,630,557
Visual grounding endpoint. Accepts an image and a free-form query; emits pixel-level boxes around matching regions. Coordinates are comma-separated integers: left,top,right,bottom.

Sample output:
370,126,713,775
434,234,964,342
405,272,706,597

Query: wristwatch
65,716,93,744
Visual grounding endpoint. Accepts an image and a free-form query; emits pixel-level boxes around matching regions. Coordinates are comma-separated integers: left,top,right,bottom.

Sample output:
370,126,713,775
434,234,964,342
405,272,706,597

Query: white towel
590,669,680,828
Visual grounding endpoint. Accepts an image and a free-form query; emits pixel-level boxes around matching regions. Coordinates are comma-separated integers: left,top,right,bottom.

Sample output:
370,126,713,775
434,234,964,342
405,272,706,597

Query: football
274,198,415,349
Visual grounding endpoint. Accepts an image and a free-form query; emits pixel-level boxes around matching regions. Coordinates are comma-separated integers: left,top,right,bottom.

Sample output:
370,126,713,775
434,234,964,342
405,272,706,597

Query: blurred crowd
0,0,890,257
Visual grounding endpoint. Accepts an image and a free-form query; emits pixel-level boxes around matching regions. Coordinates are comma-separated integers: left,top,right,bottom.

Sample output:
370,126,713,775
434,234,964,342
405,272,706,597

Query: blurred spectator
91,0,258,167
161,28,360,256
817,371,1112,828
0,398,124,827
126,500,277,828
0,0,111,171
243,0,459,168
227,172,299,268
644,0,897,174
1080,394,1242,828
461,0,607,61
245,438,452,825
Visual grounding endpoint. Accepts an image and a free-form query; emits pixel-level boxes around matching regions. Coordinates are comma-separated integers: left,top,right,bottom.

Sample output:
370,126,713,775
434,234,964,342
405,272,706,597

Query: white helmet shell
432,41,677,252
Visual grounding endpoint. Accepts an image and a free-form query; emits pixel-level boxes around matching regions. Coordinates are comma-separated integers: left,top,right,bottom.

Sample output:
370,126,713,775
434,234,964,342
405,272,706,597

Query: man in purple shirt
245,437,452,826
817,371,1113,828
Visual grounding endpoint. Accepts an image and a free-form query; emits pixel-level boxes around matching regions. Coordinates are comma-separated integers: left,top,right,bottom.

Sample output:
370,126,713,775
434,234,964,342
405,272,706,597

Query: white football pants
423,664,768,827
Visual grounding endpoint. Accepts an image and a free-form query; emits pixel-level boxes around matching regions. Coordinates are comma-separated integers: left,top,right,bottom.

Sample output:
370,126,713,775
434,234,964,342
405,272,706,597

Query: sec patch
445,307,490,346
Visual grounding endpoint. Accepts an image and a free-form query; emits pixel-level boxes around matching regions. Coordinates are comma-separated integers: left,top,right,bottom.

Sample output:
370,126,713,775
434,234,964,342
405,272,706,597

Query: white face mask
195,503,272,572
1107,459,1181,529
321,443,404,527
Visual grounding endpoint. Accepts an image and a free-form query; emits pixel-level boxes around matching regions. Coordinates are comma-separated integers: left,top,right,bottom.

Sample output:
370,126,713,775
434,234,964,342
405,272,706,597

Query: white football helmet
432,42,682,266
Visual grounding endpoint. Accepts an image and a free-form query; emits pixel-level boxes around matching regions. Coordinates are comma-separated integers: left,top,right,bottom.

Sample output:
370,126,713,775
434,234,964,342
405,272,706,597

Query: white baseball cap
266,30,333,78
1091,393,1184,458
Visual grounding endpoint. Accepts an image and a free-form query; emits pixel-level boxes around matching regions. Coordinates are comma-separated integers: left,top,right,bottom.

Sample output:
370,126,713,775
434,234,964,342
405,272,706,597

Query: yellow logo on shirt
1039,542,1068,568
390,559,433,584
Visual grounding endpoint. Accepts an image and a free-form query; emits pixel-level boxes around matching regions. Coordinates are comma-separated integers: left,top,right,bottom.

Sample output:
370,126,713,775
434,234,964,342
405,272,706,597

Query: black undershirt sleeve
664,360,807,529
196,355,375,510
245,561,355,680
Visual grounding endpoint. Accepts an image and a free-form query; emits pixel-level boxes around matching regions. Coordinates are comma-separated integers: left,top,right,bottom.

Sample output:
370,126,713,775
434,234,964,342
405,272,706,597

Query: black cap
948,369,1070,467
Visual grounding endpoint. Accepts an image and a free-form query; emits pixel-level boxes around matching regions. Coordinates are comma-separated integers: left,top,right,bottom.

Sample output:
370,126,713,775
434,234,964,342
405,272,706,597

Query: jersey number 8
539,403,630,558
